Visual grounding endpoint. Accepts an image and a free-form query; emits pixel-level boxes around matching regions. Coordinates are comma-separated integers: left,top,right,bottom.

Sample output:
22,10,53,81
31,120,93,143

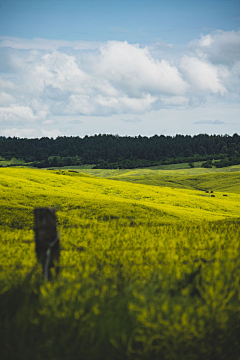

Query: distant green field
0,157,24,166
148,161,204,170
108,171,240,194
57,164,95,169
2,157,240,176
57,163,240,177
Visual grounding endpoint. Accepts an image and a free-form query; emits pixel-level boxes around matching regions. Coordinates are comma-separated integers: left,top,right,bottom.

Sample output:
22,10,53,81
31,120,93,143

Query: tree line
0,133,240,169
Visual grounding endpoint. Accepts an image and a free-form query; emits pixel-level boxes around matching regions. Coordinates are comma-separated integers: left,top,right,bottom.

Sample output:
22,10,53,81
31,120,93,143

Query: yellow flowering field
0,168,240,360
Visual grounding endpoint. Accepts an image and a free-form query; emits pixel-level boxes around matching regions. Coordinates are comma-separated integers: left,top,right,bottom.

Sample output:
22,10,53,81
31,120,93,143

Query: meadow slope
62,165,240,193
108,171,240,194
0,168,240,229
68,164,240,177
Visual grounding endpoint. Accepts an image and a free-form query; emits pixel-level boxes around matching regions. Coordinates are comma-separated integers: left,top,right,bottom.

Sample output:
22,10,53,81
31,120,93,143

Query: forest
0,133,240,169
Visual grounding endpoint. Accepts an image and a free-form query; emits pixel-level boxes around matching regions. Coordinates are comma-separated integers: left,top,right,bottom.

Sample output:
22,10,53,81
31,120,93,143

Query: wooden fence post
34,207,60,280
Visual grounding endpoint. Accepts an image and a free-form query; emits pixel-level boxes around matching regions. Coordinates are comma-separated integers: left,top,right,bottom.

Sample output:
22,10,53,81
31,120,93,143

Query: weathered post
34,207,60,280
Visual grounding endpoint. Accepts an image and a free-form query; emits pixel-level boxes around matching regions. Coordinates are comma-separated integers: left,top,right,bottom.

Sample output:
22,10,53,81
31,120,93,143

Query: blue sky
1,0,239,43
0,0,239,137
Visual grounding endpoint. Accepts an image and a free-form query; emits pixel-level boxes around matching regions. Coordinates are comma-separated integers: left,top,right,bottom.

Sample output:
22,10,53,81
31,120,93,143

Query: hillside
0,168,240,230
51,165,240,194
108,170,240,194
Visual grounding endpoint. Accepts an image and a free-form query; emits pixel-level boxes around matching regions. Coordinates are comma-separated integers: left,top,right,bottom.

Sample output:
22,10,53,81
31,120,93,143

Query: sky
0,0,239,138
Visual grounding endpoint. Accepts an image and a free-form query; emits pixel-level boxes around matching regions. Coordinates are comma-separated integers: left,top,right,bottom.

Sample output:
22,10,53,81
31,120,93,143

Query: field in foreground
0,168,240,360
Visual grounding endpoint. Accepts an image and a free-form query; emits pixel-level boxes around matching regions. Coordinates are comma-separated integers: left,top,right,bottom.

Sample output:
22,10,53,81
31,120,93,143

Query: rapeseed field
0,168,240,360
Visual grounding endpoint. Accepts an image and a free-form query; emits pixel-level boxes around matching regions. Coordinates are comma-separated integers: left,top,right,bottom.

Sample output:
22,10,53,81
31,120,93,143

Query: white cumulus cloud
180,56,227,94
23,51,90,95
0,91,15,106
0,104,35,123
97,41,188,97
194,30,240,66
67,94,96,115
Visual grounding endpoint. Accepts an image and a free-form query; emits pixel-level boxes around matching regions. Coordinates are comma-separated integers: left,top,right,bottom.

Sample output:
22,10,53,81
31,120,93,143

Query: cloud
193,119,225,125
0,126,65,139
0,31,239,133
120,117,142,123
197,30,240,66
0,91,15,106
31,100,49,120
0,76,15,90
0,128,37,137
65,93,156,116
67,95,96,115
23,51,90,95
0,104,35,123
161,96,189,106
97,41,188,97
199,34,213,47
95,93,157,114
40,129,63,138
180,56,227,94
41,119,59,125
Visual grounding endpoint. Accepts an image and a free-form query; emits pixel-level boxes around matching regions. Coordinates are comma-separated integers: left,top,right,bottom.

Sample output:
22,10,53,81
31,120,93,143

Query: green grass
63,164,240,177
48,164,96,170
148,161,204,170
46,161,201,172
0,157,25,166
